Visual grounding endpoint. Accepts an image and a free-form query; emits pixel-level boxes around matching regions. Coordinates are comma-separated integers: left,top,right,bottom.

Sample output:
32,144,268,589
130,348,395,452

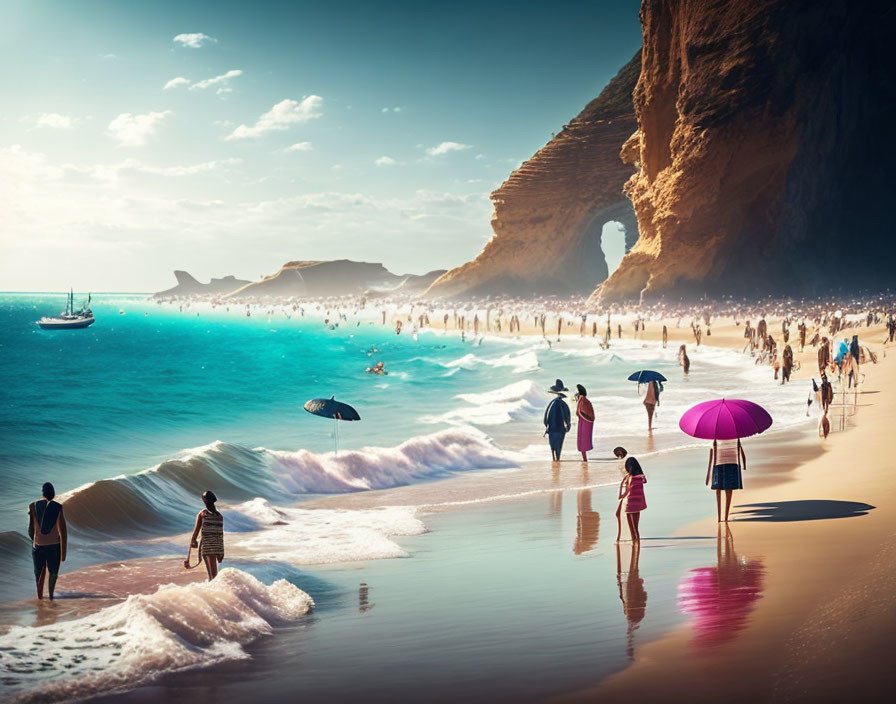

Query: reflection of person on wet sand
819,410,831,439
678,524,764,648
573,489,600,555
616,543,647,659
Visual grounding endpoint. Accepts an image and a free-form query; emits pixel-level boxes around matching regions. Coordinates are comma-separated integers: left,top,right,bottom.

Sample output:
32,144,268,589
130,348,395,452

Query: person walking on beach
544,380,571,461
818,336,830,373
662,325,668,348
643,379,661,431
612,447,629,541
28,482,67,600
678,344,690,374
187,491,224,581
782,344,794,384
706,439,746,523
820,372,834,413
574,384,595,461
617,457,647,543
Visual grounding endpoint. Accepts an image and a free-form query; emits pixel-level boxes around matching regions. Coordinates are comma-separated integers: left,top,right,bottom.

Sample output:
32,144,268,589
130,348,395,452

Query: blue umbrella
627,370,667,384
304,396,360,455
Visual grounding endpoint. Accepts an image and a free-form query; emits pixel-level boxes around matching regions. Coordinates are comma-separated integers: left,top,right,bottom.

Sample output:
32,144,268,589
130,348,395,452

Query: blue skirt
711,463,743,491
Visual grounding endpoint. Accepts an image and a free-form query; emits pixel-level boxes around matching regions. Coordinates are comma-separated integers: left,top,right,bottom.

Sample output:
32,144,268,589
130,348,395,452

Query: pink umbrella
678,398,772,440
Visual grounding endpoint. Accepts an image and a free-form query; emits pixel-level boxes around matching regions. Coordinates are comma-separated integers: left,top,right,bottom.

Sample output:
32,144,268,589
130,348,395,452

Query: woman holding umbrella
628,371,666,432
707,438,746,522
680,399,772,523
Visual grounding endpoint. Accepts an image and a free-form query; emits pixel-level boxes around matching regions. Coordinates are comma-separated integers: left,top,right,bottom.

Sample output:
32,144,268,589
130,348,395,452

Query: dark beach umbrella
304,396,360,454
304,396,361,421
628,370,667,384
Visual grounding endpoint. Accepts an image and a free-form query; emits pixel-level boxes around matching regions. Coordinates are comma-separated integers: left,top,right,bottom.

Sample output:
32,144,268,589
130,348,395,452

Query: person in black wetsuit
27,482,67,600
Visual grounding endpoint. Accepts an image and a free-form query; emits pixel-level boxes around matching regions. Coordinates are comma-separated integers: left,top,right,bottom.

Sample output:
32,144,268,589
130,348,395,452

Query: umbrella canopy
304,396,361,421
628,370,667,384
679,398,772,440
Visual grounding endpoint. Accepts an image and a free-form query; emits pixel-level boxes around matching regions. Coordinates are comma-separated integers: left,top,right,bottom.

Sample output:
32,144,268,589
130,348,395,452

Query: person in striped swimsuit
189,490,224,581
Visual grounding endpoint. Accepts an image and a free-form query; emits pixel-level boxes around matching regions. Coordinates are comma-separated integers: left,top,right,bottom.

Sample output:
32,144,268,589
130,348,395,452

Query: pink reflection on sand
677,526,764,647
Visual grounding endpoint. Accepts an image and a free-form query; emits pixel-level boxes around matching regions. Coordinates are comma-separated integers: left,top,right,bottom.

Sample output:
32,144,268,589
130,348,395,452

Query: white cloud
381,106,403,113
375,156,396,166
173,33,216,48
119,158,242,177
190,69,242,91
285,142,313,152
106,111,172,146
426,141,472,156
474,153,485,160
29,113,75,129
0,143,495,291
225,96,323,140
163,76,191,90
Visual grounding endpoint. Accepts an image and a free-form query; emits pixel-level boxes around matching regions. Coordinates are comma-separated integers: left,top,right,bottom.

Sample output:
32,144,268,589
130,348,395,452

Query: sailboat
37,290,95,329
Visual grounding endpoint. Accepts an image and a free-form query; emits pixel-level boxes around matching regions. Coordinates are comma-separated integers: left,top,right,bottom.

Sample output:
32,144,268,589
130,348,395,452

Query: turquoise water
0,293,486,527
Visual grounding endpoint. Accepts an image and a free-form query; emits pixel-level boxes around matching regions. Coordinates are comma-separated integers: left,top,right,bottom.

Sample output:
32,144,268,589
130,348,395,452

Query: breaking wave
0,568,312,703
57,429,518,538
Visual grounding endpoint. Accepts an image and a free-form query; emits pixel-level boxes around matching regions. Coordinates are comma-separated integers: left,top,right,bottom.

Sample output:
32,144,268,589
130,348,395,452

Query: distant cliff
426,51,642,299
596,0,895,302
153,271,251,298
225,260,447,298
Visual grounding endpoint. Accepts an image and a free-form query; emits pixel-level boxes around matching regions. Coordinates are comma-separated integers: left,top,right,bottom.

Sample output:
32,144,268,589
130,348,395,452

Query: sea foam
0,568,312,703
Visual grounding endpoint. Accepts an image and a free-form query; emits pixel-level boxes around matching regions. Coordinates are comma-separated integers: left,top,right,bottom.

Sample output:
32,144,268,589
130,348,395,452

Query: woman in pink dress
575,384,594,461
618,457,647,543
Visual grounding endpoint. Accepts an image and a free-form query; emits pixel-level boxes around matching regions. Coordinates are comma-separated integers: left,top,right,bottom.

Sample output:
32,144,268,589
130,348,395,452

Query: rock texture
153,271,251,298
426,51,642,299
596,0,895,303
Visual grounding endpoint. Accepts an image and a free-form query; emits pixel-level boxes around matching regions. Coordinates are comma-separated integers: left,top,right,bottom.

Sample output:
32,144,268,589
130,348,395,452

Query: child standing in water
617,457,647,544
187,490,224,581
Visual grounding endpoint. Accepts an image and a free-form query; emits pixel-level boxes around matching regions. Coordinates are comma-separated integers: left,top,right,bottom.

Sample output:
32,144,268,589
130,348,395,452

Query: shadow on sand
733,500,875,522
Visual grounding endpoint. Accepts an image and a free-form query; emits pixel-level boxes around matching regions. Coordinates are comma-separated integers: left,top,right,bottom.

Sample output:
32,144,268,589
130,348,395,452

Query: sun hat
549,379,568,393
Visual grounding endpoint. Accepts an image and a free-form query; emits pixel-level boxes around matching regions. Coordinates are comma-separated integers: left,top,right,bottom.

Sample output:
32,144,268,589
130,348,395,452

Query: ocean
0,293,811,702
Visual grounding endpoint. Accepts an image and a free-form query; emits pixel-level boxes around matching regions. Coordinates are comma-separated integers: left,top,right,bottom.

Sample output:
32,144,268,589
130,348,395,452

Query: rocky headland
596,0,894,303
153,271,251,298
154,261,446,299
426,51,642,299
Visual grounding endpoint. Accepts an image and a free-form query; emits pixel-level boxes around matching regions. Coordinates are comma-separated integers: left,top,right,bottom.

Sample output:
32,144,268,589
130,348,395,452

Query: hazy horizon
1,0,640,292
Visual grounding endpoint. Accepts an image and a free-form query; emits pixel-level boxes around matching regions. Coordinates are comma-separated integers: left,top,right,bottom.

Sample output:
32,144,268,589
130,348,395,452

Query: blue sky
0,0,640,291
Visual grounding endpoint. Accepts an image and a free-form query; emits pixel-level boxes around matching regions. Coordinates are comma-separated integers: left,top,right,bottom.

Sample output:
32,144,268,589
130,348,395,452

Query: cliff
596,0,895,303
426,51,642,299
153,271,251,298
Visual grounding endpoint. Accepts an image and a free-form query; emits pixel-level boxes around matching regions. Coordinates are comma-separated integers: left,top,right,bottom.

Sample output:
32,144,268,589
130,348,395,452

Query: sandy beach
556,321,894,703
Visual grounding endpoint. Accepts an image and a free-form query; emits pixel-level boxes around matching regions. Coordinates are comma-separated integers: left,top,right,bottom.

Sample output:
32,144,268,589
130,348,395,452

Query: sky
0,0,641,292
